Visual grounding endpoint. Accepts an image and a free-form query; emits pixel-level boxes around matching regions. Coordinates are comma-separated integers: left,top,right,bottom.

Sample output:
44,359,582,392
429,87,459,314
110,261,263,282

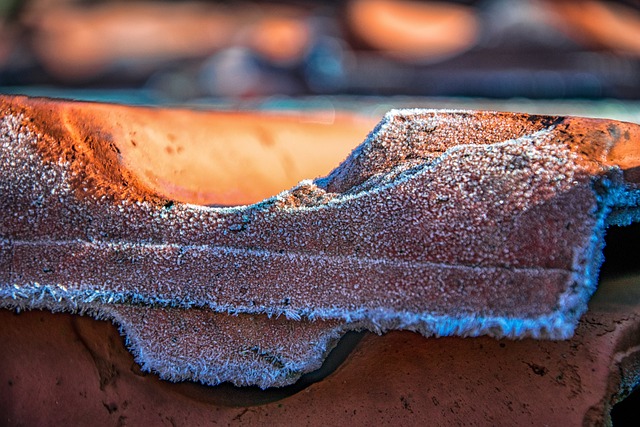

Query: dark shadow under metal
166,330,367,407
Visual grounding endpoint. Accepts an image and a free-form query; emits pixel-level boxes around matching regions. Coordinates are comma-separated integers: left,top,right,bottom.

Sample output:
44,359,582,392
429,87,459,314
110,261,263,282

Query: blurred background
1,0,640,119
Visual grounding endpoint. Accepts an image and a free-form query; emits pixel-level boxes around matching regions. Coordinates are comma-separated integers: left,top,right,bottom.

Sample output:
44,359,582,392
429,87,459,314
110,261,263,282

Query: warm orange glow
248,17,311,63
548,0,640,57
347,0,479,61
27,3,238,80
58,103,377,206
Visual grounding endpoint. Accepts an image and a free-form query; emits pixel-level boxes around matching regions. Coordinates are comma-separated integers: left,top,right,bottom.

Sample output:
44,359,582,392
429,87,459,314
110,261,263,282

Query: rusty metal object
3,272,640,425
1,95,639,387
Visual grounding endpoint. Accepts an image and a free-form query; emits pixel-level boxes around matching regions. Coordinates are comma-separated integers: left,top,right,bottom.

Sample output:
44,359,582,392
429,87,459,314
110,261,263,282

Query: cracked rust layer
1,95,639,387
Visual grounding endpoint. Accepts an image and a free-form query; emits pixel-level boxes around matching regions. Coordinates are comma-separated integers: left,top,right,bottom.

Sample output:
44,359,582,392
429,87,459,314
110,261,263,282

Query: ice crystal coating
1,96,639,387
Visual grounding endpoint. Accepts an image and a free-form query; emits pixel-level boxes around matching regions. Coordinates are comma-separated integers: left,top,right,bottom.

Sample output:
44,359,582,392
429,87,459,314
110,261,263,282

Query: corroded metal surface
3,272,640,425
1,95,639,387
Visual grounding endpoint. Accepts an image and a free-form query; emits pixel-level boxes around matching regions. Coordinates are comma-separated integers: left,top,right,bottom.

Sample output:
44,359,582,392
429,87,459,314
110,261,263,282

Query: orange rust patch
1,96,166,205
0,96,377,206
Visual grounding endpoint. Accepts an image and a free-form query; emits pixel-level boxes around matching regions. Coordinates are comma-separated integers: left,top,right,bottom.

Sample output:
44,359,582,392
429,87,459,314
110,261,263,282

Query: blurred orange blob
24,1,317,82
247,17,311,64
25,2,238,81
347,0,479,62
547,0,640,58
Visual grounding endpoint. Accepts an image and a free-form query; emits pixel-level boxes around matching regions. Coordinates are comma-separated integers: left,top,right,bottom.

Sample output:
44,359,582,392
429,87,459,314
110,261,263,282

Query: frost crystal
1,97,639,387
